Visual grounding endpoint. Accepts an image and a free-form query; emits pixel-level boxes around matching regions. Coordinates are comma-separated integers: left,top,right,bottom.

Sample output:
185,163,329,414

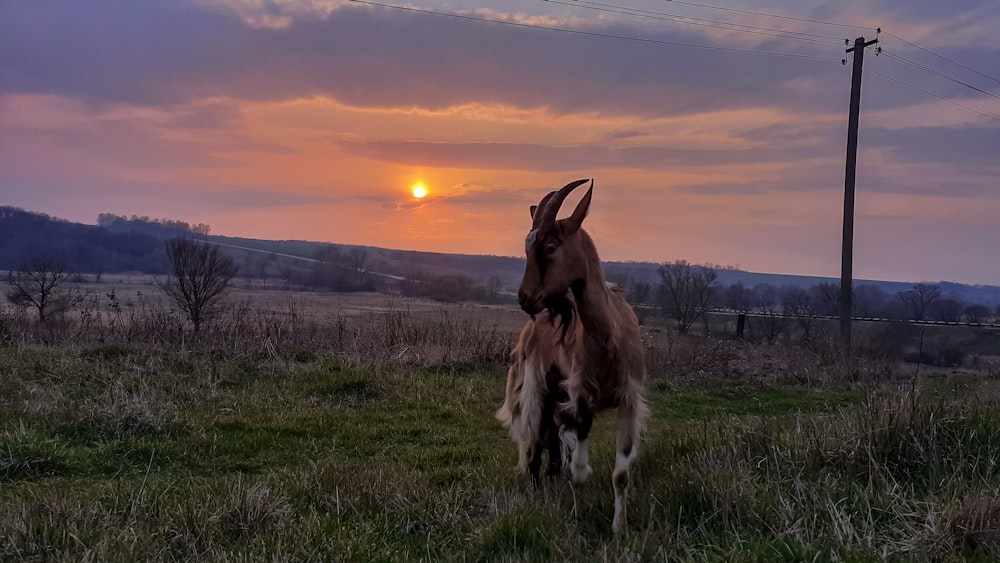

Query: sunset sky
2,1,999,284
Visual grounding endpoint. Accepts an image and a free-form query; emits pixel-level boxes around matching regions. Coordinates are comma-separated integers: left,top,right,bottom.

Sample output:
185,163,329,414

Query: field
3,287,1000,561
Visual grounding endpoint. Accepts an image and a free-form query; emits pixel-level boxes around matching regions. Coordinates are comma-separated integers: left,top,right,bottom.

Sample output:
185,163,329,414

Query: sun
412,184,427,199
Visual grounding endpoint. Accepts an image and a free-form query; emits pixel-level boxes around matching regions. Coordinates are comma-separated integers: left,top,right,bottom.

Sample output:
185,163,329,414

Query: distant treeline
401,272,507,304
0,207,210,275
246,244,509,302
608,261,1000,335
97,213,210,236
5,206,999,316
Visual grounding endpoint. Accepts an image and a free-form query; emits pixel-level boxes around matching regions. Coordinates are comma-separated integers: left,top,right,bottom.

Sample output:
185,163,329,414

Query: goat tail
619,376,650,434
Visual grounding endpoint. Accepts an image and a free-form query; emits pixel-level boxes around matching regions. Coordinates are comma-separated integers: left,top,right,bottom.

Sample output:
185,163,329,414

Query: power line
860,44,1000,118
545,0,845,44
880,48,1000,101
882,31,1000,88
352,1,997,122
660,0,874,31
663,0,1000,90
864,67,1000,122
553,0,843,43
349,0,843,61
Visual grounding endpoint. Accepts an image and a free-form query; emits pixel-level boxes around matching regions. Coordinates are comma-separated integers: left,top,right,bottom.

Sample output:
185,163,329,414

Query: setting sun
412,185,427,199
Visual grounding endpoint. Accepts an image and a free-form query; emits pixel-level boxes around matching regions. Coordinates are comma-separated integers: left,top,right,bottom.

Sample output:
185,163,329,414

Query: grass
2,293,1000,560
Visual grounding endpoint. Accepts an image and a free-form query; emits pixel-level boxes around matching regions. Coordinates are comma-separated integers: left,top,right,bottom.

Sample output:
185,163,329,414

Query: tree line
0,207,211,275
97,213,211,236
613,260,1000,336
6,232,998,338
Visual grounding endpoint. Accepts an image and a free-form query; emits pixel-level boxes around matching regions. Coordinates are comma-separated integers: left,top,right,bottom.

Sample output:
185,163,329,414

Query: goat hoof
612,516,626,533
612,494,627,532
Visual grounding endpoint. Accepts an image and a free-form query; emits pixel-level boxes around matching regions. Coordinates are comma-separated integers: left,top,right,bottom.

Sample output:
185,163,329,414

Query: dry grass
2,286,1000,560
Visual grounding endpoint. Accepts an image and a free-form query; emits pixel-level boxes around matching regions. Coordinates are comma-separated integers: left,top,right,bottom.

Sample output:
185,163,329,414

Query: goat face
517,179,593,315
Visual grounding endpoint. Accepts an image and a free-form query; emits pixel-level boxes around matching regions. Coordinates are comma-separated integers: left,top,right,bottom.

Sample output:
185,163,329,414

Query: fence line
636,305,1000,330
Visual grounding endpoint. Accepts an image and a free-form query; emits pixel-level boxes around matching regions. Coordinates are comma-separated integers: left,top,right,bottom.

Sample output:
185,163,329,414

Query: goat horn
532,191,557,229
538,178,591,228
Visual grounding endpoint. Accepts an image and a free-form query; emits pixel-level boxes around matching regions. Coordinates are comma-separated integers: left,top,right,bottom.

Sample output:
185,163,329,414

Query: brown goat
496,178,648,532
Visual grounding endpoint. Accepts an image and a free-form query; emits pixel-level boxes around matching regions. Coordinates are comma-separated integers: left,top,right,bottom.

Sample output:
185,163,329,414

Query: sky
2,0,999,284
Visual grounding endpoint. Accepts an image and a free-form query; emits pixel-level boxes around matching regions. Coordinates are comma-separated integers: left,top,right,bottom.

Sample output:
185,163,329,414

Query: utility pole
840,34,878,350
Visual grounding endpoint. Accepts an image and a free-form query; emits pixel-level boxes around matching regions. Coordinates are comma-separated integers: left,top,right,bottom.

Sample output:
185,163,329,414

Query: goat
496,178,648,532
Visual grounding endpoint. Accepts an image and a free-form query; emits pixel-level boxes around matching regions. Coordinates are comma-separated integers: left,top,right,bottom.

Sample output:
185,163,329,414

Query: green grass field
3,294,1000,561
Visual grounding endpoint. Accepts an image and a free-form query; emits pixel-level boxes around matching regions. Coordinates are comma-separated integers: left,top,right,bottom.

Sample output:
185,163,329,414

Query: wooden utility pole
840,35,878,350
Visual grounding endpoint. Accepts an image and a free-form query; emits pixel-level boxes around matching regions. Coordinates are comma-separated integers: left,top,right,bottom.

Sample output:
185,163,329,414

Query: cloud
732,121,834,147
379,198,429,211
436,188,529,207
672,182,771,196
0,1,850,117
191,185,359,207
604,130,651,142
373,184,527,211
170,100,246,130
3,1,998,120
197,0,349,29
336,138,836,172
4,1,1000,284
864,126,1000,167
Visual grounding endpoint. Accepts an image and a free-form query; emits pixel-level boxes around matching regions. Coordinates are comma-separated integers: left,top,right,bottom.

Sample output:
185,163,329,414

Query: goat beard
536,292,575,343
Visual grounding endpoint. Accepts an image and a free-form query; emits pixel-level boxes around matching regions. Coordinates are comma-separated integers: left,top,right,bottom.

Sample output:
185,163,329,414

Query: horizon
10,202,997,289
3,2,999,285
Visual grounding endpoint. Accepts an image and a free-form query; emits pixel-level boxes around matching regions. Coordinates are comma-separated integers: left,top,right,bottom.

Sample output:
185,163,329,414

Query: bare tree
657,260,717,334
485,274,505,304
310,245,341,290
853,284,887,318
252,256,269,289
898,283,942,321
810,282,840,317
929,298,964,323
963,304,991,324
6,257,82,322
348,247,373,288
781,286,814,344
753,283,786,344
608,269,656,307
721,281,754,312
348,247,368,273
159,238,238,333
628,279,655,306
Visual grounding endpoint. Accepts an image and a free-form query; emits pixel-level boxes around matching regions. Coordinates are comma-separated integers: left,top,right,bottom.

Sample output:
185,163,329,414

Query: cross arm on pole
846,38,878,53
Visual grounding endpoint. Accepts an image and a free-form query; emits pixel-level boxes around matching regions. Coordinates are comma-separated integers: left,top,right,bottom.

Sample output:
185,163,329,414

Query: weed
0,422,68,481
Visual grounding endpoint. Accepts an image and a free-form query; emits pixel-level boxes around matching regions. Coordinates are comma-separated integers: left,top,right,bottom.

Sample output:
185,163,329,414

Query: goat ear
530,205,538,219
563,179,593,234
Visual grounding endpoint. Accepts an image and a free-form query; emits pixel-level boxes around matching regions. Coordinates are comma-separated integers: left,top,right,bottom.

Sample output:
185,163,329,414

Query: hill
2,206,999,306
0,207,175,274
